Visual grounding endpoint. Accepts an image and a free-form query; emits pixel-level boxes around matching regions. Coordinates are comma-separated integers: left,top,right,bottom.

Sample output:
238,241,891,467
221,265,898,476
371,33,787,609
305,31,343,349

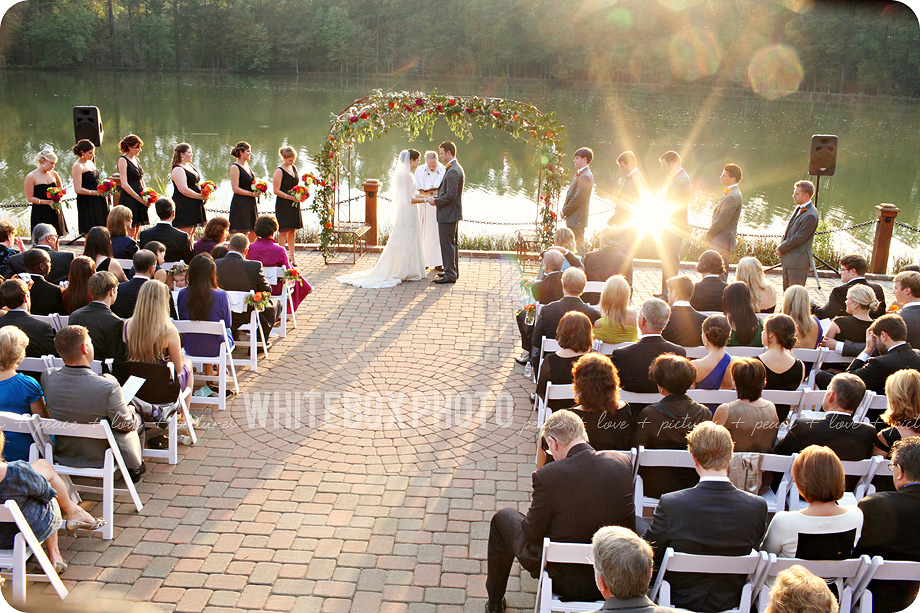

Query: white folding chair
788,457,883,510
534,538,604,613
686,389,737,405
758,453,795,513
534,383,576,464
31,313,59,332
54,314,68,331
594,341,630,356
264,266,298,339
864,459,893,496
535,336,563,387
173,319,240,412
0,412,41,463
633,446,696,513
684,346,707,359
617,390,664,406
114,258,134,272
821,349,856,369
32,417,144,540
650,548,768,613
855,393,886,424
226,290,270,371
786,389,827,427
725,346,767,358
581,281,605,305
0,500,69,605
852,556,920,613
755,554,874,613
16,357,49,374
793,347,828,389
41,356,111,375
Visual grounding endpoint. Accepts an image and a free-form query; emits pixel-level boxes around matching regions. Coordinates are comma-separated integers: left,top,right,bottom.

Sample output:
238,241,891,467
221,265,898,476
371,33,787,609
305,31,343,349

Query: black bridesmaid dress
119,155,149,226
31,182,67,236
77,169,110,234
229,163,257,233
275,165,303,231
172,167,206,228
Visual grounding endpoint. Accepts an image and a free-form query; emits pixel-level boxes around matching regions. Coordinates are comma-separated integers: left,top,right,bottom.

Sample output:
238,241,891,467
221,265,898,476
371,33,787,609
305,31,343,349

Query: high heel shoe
64,517,106,533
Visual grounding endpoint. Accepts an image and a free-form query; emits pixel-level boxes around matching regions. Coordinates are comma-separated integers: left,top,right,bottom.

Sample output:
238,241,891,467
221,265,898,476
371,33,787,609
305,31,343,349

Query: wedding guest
873,369,920,459
724,281,763,347
107,205,138,259
62,256,95,315
610,299,686,393
530,267,600,364
783,285,823,349
593,275,638,344
229,141,258,241
663,275,706,347
0,326,50,462
813,254,886,320
515,250,566,367
821,284,878,347
691,315,734,390
763,445,864,559
140,240,170,286
736,256,777,313
247,215,310,312
4,224,73,285
21,248,63,316
0,431,106,574
24,147,66,236
765,566,839,613
571,354,634,452
583,226,633,300
71,139,109,235
83,226,127,282
139,198,193,264
68,271,126,361
690,250,728,312
124,280,193,392
757,314,805,422
216,234,279,340
272,146,303,264
116,134,148,238
211,244,229,260
170,143,207,240
713,358,779,452
0,220,26,276
0,278,56,358
415,150,444,270
536,311,593,414
193,217,230,257
545,227,583,272
112,250,157,318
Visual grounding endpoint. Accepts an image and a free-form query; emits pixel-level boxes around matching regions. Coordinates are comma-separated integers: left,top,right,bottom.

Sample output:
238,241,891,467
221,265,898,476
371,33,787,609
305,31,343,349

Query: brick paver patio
11,250,894,612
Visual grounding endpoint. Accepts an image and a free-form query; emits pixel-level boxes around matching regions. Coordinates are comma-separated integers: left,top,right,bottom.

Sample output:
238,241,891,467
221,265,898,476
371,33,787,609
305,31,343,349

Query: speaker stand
67,233,86,246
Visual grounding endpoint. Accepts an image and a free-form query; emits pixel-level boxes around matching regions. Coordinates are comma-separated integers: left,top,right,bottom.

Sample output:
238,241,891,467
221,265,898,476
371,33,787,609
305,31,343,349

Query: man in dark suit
658,151,692,297
778,180,820,290
112,250,158,319
832,269,919,357
485,410,635,613
428,141,464,284
138,197,193,263
69,271,126,361
775,373,876,459
216,233,279,340
22,247,64,316
816,314,920,394
611,298,686,393
2,223,74,284
561,147,594,256
663,275,706,347
706,163,743,281
584,226,633,302
855,437,920,613
689,250,728,313
515,250,565,366
645,422,768,613
813,254,886,320
0,278,56,357
590,526,687,613
530,268,600,364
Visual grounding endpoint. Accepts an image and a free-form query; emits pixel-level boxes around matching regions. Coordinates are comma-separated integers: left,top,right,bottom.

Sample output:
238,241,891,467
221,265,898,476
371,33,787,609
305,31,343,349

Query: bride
338,149,427,288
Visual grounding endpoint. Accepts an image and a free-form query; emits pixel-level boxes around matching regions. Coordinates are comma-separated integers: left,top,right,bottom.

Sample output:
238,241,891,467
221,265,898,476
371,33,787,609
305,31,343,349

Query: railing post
364,179,380,246
871,203,899,275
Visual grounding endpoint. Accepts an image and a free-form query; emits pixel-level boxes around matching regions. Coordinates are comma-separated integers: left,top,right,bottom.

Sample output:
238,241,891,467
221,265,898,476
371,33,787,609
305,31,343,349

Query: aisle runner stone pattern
29,252,892,612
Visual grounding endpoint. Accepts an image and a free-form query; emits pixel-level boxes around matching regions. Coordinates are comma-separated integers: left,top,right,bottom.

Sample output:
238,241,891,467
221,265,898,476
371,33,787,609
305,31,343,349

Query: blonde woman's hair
554,227,576,252
35,147,58,166
599,275,631,328
126,280,173,363
736,257,770,310
782,285,814,338
883,369,920,427
278,145,296,160
846,284,879,312
0,326,29,371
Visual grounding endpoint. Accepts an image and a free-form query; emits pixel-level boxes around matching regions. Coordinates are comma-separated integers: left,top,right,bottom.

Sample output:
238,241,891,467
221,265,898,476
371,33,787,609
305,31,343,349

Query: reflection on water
1,71,919,253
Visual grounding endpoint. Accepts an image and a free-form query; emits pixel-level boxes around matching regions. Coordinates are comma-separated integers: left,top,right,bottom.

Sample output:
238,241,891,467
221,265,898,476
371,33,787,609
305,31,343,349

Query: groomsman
658,151,693,298
561,148,594,256
415,151,445,270
608,150,645,254
777,180,819,289
706,163,743,281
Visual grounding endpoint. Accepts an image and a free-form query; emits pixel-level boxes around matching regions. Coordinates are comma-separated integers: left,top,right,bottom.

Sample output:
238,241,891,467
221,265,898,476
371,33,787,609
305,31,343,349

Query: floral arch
309,90,567,259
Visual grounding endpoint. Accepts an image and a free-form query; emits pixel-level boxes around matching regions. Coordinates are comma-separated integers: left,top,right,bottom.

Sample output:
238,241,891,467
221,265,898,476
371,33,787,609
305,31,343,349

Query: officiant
415,151,445,270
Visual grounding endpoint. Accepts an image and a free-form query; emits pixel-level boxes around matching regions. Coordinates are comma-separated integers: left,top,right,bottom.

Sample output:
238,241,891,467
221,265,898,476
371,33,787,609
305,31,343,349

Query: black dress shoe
436,272,446,277
485,599,506,613
514,355,530,366
433,277,456,284
435,266,444,271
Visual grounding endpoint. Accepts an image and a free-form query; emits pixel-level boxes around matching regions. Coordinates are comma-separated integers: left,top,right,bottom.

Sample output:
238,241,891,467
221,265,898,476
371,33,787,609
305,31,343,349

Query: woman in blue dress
692,315,735,390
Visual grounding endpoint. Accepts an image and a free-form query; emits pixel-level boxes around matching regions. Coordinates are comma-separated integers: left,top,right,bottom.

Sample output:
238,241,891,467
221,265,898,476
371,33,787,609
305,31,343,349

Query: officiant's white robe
415,162,445,267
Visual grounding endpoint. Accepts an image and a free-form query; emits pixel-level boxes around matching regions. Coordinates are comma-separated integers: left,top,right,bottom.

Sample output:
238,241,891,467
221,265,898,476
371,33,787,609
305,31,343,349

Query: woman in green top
593,275,638,344
724,282,764,347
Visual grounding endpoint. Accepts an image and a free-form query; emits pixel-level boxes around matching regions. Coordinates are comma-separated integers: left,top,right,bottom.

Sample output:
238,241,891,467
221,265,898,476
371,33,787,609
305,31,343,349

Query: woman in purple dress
193,217,230,257
246,215,311,312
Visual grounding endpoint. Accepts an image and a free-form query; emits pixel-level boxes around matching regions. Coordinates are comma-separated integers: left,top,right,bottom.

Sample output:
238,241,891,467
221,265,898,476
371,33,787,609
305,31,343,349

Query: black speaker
808,134,837,176
73,106,104,147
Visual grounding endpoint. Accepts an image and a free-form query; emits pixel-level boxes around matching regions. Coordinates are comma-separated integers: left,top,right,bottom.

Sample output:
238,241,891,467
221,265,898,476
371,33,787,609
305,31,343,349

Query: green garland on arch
311,90,566,259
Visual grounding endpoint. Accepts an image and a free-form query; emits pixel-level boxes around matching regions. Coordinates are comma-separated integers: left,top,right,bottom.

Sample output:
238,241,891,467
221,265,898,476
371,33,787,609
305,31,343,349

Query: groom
427,141,464,284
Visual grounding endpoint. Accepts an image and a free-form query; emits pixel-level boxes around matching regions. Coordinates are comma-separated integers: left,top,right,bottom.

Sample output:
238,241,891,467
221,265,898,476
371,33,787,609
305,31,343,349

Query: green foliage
20,0,97,67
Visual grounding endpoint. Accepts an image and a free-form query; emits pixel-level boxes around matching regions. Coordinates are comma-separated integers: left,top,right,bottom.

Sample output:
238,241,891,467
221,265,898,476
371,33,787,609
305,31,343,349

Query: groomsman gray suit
432,147,464,283
707,167,743,281
778,181,820,289
562,167,594,255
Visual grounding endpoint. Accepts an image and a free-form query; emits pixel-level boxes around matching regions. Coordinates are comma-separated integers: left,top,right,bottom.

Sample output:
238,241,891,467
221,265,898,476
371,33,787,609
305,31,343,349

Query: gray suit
433,159,464,281
41,366,145,470
591,596,689,613
562,167,594,255
778,202,819,289
707,186,742,255
661,168,692,295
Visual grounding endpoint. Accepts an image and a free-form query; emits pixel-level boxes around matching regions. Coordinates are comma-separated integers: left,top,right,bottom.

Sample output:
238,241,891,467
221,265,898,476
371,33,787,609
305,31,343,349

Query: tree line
2,0,918,97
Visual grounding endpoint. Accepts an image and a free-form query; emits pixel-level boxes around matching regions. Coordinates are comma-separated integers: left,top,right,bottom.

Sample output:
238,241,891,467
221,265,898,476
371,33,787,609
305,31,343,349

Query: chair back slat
544,541,593,565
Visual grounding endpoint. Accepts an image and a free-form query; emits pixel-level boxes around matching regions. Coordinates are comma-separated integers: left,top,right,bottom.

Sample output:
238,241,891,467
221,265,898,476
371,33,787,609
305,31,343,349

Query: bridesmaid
229,141,258,242
71,139,109,236
170,143,207,240
24,147,67,236
272,145,302,264
116,134,147,239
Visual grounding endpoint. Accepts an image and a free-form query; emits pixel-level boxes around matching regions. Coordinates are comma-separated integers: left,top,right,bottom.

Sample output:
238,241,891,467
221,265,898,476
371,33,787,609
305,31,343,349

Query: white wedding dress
338,150,426,288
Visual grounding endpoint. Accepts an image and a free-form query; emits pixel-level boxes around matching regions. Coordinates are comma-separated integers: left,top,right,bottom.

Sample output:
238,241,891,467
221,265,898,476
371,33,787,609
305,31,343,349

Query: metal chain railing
895,221,920,234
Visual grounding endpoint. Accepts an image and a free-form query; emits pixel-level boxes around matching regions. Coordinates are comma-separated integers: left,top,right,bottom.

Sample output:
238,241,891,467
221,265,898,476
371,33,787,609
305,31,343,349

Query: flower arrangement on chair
245,291,272,312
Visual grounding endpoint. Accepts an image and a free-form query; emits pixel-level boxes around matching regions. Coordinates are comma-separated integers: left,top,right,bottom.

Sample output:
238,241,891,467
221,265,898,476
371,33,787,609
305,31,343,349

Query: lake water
1,70,919,253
